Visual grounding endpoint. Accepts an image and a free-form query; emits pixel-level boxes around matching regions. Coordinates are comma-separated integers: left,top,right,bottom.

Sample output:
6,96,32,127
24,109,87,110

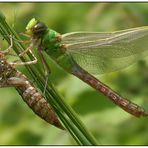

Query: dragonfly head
26,18,47,37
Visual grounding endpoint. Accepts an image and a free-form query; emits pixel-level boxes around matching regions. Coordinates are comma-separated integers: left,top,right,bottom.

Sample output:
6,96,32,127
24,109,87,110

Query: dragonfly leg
38,46,51,94
7,34,29,44
7,32,31,43
19,41,34,57
1,35,13,55
0,35,20,58
38,46,51,74
16,32,33,44
19,32,31,38
10,49,37,66
1,35,37,66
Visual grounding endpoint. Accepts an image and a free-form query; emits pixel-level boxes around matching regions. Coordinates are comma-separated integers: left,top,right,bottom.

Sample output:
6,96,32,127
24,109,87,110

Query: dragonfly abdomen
72,64,148,117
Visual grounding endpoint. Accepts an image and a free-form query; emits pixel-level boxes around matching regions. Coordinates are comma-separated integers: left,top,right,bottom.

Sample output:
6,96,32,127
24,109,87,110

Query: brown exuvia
0,52,64,130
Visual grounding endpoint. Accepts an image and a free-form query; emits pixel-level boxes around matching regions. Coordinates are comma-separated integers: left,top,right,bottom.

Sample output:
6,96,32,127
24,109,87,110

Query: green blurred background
0,2,148,145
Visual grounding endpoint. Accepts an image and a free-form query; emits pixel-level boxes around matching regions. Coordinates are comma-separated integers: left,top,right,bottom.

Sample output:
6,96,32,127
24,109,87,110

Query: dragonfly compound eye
33,22,47,34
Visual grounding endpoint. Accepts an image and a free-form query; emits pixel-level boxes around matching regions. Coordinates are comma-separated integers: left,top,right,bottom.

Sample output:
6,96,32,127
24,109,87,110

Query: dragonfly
0,40,64,130
22,18,148,117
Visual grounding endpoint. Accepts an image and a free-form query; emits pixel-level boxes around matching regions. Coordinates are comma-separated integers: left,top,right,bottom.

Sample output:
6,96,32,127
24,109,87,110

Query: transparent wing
62,26,148,74
65,26,148,58
71,51,148,74
62,26,148,44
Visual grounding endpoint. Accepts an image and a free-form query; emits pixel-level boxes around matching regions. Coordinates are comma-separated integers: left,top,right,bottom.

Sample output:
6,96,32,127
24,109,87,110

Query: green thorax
41,29,62,59
41,29,77,72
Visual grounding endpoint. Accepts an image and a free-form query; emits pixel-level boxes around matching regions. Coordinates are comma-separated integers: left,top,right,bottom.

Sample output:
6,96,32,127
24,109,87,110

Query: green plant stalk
0,12,98,145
